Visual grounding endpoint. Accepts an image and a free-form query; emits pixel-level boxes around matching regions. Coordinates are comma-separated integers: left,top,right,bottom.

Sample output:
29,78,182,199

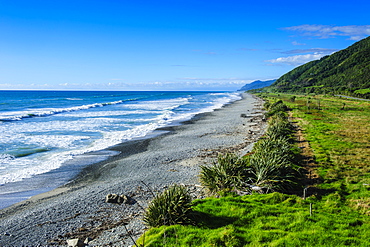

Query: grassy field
136,94,370,246
276,94,370,215
137,193,370,246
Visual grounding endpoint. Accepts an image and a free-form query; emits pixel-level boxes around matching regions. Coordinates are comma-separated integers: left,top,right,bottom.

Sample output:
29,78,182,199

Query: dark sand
0,93,266,246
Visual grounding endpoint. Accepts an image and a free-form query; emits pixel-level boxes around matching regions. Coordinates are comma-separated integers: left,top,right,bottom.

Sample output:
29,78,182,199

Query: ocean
0,90,241,209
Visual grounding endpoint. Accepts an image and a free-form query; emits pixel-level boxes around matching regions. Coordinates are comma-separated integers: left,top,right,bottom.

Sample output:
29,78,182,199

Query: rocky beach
0,93,266,247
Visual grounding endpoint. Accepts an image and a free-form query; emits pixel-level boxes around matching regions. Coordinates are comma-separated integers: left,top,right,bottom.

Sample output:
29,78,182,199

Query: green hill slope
270,36,370,98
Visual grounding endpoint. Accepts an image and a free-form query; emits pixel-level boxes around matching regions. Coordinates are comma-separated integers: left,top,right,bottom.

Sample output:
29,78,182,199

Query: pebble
0,93,266,246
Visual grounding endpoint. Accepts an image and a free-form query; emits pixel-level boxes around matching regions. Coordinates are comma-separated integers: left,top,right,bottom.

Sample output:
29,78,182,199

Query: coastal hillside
269,36,370,98
238,79,276,91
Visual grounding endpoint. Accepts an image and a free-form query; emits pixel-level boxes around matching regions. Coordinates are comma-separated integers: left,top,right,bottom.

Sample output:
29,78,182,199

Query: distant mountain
238,79,276,91
269,36,370,98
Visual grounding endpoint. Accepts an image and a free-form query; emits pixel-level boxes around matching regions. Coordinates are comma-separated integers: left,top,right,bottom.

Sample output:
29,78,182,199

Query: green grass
354,88,370,96
260,93,370,214
136,93,370,246
137,193,370,246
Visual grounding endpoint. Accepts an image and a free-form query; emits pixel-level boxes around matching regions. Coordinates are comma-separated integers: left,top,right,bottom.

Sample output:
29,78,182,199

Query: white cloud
0,78,255,91
266,53,327,66
292,41,306,46
267,45,338,66
283,24,370,40
282,48,338,54
140,79,251,90
348,36,363,41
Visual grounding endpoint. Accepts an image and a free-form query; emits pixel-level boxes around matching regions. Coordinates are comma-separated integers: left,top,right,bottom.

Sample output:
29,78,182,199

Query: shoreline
0,102,219,210
0,93,266,246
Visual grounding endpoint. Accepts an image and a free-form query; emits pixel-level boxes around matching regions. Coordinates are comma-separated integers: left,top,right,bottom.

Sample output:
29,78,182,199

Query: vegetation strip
136,93,370,246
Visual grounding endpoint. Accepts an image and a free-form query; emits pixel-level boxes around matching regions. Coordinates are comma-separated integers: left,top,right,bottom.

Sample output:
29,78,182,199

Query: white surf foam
0,92,242,185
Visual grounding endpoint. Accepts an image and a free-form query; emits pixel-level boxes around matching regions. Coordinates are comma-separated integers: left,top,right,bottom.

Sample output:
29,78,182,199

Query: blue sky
0,0,369,91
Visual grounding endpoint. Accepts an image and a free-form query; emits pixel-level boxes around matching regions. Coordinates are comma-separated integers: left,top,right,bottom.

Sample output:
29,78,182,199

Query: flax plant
143,184,193,227
200,153,248,194
248,151,299,192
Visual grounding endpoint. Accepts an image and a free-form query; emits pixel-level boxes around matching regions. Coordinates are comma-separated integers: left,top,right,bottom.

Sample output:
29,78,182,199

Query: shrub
143,184,193,227
265,100,289,117
200,153,249,194
266,116,296,141
263,101,271,109
200,97,302,195
247,151,300,192
253,136,299,163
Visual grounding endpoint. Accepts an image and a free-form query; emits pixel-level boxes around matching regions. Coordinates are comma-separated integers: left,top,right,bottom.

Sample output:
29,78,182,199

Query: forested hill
269,36,370,98
238,79,276,91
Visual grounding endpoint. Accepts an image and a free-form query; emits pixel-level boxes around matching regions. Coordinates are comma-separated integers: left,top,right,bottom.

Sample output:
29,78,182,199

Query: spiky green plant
265,100,289,117
253,136,300,163
248,151,300,192
247,98,301,192
268,119,294,130
268,112,289,122
199,153,248,194
143,184,192,227
200,97,302,195
263,101,271,110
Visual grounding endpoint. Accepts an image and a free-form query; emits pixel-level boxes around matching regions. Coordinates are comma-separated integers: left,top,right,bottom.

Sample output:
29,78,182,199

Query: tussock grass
199,100,302,195
199,153,248,194
143,184,193,227
136,94,370,246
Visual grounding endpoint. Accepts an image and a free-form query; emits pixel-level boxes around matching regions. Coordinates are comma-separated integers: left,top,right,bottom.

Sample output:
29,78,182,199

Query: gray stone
106,193,120,203
66,238,85,247
105,194,130,204
84,237,93,244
